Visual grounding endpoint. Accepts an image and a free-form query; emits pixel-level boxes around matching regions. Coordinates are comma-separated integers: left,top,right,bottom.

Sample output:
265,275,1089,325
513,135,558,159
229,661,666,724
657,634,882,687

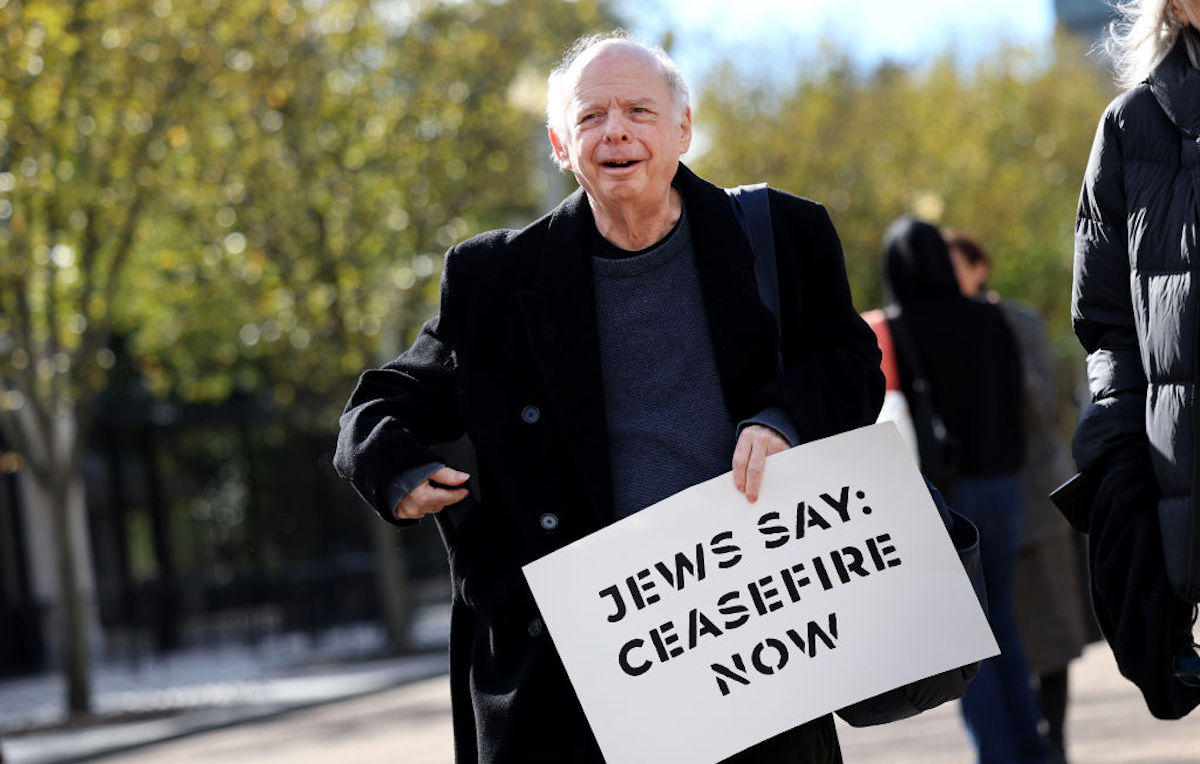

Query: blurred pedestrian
335,32,885,763
946,231,1088,764
1063,0,1200,719
879,217,1044,763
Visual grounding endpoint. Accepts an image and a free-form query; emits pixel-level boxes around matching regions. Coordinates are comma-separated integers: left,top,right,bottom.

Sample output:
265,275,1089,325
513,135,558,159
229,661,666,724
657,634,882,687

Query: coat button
528,617,543,637
520,405,541,424
539,512,559,531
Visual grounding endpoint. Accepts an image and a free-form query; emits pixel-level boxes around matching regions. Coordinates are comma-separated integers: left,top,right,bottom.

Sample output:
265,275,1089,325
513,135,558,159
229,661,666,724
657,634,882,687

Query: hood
882,215,960,305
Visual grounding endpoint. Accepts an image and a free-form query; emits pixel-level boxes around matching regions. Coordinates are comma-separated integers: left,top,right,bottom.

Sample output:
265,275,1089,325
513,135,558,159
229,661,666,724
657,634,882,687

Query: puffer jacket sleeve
334,246,468,525
1071,103,1149,471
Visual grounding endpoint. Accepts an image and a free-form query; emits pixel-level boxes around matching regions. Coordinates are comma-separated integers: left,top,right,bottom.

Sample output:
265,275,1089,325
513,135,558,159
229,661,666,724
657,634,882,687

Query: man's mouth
601,159,641,168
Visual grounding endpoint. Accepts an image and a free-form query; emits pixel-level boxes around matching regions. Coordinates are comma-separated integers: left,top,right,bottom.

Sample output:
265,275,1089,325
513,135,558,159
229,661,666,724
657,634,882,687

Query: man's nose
602,112,630,142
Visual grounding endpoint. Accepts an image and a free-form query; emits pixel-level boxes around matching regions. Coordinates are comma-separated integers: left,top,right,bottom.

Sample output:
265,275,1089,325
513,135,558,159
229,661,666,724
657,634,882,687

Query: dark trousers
949,474,1046,764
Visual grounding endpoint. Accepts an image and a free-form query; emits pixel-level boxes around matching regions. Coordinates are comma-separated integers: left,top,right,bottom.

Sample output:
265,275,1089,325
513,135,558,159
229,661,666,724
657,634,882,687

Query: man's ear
548,127,571,170
678,106,693,155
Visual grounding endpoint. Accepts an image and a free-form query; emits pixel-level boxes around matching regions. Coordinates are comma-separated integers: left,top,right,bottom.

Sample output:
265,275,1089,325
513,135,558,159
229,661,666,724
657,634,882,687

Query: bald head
546,34,690,169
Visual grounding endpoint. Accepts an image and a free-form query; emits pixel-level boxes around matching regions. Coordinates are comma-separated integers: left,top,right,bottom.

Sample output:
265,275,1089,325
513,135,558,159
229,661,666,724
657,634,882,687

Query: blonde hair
1106,0,1199,88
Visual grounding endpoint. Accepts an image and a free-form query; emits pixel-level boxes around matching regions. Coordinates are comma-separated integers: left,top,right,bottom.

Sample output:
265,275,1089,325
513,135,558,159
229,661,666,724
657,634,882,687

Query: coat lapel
516,189,613,528
675,165,780,419
513,166,781,529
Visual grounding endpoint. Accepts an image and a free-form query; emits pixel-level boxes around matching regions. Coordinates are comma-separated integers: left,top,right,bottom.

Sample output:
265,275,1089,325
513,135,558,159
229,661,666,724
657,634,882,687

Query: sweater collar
514,163,777,528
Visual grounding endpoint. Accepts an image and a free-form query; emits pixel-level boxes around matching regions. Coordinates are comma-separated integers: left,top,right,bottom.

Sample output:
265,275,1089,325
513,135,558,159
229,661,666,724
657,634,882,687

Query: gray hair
545,32,691,169
1106,0,1200,88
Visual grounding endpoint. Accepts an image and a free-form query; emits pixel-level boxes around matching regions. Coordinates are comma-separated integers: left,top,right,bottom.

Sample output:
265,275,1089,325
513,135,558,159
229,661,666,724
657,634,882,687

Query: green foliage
692,34,1117,349
0,0,617,443
121,0,618,413
0,0,617,710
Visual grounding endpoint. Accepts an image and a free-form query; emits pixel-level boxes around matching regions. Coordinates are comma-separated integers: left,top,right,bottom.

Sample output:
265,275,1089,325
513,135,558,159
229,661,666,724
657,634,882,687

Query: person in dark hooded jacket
881,216,1042,764
1066,0,1200,721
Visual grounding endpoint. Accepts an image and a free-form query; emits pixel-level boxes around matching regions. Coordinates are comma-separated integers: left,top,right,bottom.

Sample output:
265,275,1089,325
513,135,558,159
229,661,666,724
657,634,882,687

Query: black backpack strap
885,305,960,487
883,305,928,387
726,183,782,370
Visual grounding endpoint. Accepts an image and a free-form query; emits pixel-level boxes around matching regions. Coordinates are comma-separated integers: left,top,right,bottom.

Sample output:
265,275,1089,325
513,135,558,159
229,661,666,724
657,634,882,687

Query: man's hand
395,467,471,520
732,425,790,503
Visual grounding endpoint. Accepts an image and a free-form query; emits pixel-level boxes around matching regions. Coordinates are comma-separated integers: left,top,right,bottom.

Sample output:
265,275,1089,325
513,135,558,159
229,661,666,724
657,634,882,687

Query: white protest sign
523,422,997,764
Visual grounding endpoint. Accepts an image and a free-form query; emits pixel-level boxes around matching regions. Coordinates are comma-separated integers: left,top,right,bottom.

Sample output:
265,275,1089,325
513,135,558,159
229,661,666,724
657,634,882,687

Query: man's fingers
395,477,470,520
731,433,753,492
733,425,790,502
396,489,468,520
744,441,767,502
429,466,470,487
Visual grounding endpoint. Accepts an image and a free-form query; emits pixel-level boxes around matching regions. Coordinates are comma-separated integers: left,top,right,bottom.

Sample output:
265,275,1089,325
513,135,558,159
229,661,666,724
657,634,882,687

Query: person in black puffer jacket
1069,0,1200,720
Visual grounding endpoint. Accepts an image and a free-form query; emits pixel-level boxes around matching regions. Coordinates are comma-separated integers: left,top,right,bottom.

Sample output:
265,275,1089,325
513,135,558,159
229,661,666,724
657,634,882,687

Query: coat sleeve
1005,304,1057,424
334,246,469,525
1070,104,1149,472
765,193,885,443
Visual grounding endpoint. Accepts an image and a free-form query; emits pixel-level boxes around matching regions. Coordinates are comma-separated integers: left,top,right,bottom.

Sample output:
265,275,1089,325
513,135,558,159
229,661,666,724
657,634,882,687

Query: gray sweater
592,209,769,519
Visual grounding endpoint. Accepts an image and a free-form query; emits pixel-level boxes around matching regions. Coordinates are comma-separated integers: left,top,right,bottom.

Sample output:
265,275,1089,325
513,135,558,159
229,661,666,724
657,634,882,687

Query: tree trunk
141,424,180,652
48,475,91,714
369,518,411,652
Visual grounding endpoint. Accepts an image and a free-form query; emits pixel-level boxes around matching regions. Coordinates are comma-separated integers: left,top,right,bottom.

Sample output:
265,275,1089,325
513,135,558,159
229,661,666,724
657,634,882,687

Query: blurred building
1055,0,1119,43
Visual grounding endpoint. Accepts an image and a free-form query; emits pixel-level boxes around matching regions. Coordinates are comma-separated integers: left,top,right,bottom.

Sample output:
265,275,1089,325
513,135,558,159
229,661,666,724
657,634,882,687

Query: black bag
727,185,985,727
884,308,962,491
1049,469,1097,533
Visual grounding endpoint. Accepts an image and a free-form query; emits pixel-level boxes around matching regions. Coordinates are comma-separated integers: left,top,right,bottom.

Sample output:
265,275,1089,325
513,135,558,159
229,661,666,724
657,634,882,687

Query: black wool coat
335,163,884,762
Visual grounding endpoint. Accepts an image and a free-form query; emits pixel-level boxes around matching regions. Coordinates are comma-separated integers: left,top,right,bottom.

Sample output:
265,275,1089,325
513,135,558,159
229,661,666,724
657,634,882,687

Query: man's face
549,44,691,212
948,245,988,298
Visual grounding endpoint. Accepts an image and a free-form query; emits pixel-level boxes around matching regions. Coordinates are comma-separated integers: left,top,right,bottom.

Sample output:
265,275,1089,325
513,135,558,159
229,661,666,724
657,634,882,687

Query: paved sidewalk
837,642,1200,763
2,653,449,764
0,606,451,763
22,640,1195,764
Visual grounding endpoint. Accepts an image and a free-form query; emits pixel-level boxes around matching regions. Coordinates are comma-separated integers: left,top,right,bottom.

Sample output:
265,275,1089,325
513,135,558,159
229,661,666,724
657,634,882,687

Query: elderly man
335,33,883,763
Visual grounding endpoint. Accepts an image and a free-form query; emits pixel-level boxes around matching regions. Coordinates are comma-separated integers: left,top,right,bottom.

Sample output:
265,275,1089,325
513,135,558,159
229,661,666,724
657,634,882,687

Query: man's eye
579,113,601,124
